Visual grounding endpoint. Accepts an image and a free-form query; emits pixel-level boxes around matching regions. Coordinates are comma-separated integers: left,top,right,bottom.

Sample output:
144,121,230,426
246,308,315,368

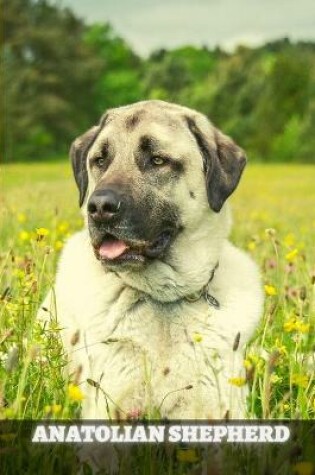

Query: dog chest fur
41,225,262,419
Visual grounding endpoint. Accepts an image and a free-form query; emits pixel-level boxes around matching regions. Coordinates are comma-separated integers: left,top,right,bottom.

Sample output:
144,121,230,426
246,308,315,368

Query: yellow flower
68,383,84,402
293,462,314,475
295,321,310,333
55,240,64,251
264,285,277,296
265,228,276,238
17,213,27,223
19,230,30,241
13,268,25,280
177,449,199,463
192,332,203,343
283,233,295,248
285,249,298,262
247,241,256,251
283,317,310,334
228,377,246,387
52,404,62,415
291,374,308,389
283,317,296,332
243,359,252,370
57,222,69,234
274,338,287,356
36,227,50,237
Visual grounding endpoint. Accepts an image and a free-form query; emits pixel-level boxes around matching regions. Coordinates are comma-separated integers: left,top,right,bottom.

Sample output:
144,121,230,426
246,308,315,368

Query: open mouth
93,230,174,265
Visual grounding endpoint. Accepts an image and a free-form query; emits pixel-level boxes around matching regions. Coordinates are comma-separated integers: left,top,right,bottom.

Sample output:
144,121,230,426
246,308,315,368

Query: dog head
70,100,246,270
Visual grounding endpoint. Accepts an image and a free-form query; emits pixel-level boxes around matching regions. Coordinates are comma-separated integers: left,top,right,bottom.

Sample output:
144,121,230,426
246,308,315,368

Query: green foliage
1,0,103,161
1,1,315,162
83,23,142,111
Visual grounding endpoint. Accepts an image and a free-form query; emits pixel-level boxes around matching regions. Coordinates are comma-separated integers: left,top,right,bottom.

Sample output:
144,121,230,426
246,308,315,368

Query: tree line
2,0,315,162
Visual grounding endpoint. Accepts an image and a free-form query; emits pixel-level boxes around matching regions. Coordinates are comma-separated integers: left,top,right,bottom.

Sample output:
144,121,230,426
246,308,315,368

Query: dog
39,100,263,420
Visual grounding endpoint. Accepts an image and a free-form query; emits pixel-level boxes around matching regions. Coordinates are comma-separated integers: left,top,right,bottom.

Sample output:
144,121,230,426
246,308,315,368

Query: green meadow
0,161,315,473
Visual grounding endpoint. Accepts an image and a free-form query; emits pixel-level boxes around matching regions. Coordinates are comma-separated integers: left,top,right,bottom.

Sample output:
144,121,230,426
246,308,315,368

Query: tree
1,0,102,161
83,23,142,112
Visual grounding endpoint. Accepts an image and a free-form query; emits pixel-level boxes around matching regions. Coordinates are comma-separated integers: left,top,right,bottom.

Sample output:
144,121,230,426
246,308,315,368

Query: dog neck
116,205,231,303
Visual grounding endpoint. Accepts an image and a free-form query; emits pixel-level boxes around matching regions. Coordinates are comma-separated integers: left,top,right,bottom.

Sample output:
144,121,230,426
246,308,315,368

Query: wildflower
264,285,277,296
273,338,287,356
55,240,63,251
36,227,50,238
228,377,246,387
283,317,310,334
283,317,296,332
243,359,252,370
52,404,62,415
13,268,25,279
177,448,199,463
266,258,277,269
44,404,61,415
291,374,308,389
293,462,314,475
265,228,276,238
126,408,142,420
192,332,203,343
294,321,310,333
57,222,69,234
19,230,30,242
285,249,298,262
68,383,84,402
17,213,27,223
247,241,256,251
283,233,295,248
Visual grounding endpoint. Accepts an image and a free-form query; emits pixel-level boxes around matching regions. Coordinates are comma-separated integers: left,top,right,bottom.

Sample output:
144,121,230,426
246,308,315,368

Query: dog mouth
93,230,174,265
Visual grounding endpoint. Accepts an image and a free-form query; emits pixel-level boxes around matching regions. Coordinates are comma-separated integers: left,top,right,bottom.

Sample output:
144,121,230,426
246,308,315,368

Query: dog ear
70,125,101,207
187,116,247,212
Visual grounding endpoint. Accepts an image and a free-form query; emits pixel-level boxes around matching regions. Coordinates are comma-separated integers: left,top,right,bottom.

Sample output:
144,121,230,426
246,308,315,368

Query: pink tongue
99,240,129,259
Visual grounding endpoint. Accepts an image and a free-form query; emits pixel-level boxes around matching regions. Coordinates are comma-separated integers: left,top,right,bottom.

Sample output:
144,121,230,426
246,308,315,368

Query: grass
0,161,315,473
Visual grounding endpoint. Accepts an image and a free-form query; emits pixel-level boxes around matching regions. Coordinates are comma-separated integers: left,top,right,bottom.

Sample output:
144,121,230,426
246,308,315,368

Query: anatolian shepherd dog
39,100,263,419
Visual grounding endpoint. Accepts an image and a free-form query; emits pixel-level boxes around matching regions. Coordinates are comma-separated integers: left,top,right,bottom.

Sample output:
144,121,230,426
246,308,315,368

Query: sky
58,0,315,55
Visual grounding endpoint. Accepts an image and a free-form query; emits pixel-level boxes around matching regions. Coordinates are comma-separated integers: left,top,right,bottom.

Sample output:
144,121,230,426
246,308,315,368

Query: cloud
60,0,315,54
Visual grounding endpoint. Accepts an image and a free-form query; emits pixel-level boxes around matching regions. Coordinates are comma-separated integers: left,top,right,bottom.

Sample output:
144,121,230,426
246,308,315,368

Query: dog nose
87,189,121,220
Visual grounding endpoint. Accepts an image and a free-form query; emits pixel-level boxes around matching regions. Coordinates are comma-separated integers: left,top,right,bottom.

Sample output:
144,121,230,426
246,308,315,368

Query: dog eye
151,156,168,166
93,157,106,168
